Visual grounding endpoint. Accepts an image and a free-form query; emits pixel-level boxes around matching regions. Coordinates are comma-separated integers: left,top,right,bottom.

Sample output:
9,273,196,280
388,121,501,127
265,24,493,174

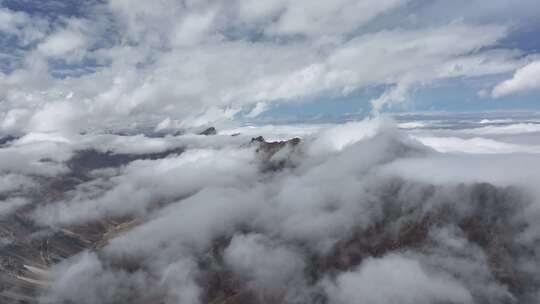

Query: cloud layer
492,60,540,97
0,115,538,303
0,0,539,132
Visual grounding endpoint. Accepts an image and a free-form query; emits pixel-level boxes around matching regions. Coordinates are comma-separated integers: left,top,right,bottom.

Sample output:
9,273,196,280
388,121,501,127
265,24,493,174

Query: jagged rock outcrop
250,136,301,172
200,127,217,136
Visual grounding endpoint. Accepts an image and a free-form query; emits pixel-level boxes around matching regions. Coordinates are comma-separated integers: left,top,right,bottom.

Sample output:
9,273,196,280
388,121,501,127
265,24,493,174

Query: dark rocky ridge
199,127,217,136
250,136,301,156
67,147,185,178
250,136,302,172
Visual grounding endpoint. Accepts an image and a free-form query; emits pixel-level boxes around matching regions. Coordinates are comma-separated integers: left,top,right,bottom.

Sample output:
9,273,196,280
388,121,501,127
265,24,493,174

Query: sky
0,0,540,133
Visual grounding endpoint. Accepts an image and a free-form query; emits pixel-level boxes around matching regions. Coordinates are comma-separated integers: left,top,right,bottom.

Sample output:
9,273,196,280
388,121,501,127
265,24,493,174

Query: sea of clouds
1,114,539,303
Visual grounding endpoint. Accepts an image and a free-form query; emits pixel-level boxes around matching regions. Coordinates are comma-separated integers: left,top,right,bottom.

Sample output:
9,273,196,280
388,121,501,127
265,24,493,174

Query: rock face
250,136,301,172
199,127,217,136
0,210,133,303
251,136,301,156
67,147,185,178
0,147,185,303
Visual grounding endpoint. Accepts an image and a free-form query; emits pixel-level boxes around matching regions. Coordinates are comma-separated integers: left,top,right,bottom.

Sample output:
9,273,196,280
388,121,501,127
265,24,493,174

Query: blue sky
0,0,539,132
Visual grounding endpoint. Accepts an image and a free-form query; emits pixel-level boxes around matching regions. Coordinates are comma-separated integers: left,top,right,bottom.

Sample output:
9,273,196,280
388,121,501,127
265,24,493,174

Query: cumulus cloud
0,1,536,132
492,60,540,97
224,233,307,298
324,254,473,304
307,117,392,155
37,28,87,59
27,101,85,133
0,173,36,193
32,146,257,226
0,7,48,45
264,0,408,36
40,252,159,304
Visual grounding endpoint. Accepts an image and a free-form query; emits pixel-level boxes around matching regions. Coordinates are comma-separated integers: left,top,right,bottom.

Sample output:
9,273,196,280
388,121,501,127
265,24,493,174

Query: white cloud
224,233,306,294
0,8,29,35
171,10,216,47
324,254,473,304
0,7,48,45
379,153,540,188
307,117,391,155
492,60,540,97
40,252,159,304
413,136,540,154
32,146,257,226
0,1,532,132
0,173,36,193
27,101,85,133
245,101,269,118
267,0,408,36
0,197,30,217
38,29,87,58
464,123,540,135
